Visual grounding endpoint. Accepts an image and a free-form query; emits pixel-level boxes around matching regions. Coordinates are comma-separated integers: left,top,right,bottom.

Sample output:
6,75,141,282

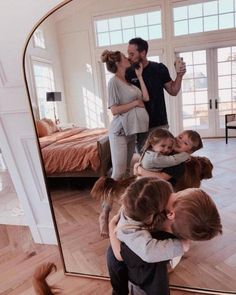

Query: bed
36,118,111,177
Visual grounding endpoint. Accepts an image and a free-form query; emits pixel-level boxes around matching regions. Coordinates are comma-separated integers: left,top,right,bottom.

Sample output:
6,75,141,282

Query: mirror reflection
24,0,236,293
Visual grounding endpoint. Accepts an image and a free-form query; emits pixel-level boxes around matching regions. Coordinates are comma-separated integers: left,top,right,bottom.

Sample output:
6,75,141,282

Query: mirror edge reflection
22,0,77,279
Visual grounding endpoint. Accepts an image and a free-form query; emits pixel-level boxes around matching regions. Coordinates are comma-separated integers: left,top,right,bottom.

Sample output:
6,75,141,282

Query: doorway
178,45,236,137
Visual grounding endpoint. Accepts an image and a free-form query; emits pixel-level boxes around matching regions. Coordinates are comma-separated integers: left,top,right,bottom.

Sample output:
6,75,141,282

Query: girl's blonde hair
171,188,222,240
101,50,122,74
122,177,173,230
142,128,175,153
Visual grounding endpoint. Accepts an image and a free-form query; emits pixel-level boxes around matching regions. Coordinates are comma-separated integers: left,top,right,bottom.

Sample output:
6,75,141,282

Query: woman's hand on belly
134,99,145,108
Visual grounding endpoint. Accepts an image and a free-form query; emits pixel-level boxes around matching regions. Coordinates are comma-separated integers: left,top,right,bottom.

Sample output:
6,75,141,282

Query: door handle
209,99,212,109
215,99,218,109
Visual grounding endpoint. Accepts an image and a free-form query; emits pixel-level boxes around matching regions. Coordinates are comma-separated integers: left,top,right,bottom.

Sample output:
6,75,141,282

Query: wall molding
0,82,23,88
21,137,47,202
38,224,57,244
0,117,42,242
0,109,30,115
0,61,7,86
0,60,23,88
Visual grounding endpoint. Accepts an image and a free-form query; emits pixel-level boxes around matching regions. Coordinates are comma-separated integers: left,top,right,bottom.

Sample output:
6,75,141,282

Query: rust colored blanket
39,127,108,174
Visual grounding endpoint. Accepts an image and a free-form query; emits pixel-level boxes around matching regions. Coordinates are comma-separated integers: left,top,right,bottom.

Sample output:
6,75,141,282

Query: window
33,28,46,49
173,0,236,36
94,9,162,47
180,50,209,129
217,46,236,127
32,61,56,120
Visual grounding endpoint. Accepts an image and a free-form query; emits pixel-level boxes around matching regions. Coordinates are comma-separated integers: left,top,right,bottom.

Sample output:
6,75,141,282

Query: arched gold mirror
23,0,236,293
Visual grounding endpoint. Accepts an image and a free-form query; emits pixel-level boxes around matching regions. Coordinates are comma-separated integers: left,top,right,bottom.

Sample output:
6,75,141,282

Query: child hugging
115,178,187,262
136,128,203,178
134,129,207,192
108,177,222,295
139,128,191,172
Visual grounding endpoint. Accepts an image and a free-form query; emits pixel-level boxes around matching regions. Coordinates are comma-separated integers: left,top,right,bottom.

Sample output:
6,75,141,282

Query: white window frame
30,57,57,121
93,6,162,48
172,0,236,37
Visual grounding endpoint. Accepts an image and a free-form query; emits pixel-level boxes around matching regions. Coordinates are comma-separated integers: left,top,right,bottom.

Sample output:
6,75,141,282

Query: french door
178,46,236,137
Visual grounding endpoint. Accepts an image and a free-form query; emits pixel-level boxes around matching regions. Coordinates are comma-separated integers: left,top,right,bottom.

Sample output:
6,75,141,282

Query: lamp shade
46,92,62,102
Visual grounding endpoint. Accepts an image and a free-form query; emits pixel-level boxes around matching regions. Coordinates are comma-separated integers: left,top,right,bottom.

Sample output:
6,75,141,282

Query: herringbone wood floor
49,138,236,293
1,138,236,294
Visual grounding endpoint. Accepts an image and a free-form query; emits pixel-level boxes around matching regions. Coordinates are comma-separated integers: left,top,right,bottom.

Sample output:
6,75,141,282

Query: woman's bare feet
99,203,111,238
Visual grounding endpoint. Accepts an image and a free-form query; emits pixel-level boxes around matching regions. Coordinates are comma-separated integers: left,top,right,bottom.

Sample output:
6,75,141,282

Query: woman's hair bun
101,50,110,63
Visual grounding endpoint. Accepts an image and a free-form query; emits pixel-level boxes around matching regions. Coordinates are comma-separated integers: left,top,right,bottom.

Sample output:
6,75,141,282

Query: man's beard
131,57,142,70
131,57,142,64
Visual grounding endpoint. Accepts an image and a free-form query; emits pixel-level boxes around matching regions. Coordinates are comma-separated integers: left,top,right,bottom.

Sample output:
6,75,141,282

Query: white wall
0,0,67,244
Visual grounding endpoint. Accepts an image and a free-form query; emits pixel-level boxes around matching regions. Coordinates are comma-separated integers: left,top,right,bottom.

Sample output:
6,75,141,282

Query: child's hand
133,162,141,175
109,213,123,261
185,155,192,162
181,152,191,161
180,239,190,253
109,213,120,233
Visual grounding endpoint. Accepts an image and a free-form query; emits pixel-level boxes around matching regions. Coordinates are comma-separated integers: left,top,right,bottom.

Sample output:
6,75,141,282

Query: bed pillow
42,118,59,133
36,120,52,137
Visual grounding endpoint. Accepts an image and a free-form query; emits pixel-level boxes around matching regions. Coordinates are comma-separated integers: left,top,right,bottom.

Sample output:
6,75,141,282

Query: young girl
115,177,188,263
139,128,190,172
107,177,188,295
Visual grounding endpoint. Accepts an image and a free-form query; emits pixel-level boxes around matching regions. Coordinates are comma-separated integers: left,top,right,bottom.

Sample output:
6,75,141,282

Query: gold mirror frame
22,0,74,278
22,1,236,294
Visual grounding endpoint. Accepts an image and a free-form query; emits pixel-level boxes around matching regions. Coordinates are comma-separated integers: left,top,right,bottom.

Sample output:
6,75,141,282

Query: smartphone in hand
175,57,184,73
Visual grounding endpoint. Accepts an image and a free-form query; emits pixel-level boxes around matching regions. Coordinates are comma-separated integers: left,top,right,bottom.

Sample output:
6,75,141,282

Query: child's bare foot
99,211,109,238
99,203,111,238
